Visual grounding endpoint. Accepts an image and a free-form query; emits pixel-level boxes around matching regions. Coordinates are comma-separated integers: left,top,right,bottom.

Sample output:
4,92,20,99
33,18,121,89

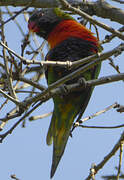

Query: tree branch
0,0,88,8
71,103,118,132
116,141,124,180
0,5,29,28
1,40,124,70
79,0,124,25
60,0,124,41
23,72,124,108
0,0,124,26
85,131,124,180
0,101,42,142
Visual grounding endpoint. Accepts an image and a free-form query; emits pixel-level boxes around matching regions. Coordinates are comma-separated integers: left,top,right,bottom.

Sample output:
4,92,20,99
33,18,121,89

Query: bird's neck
47,19,98,49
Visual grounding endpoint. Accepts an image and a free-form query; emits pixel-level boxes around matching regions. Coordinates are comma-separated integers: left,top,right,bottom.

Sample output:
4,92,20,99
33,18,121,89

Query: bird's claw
78,77,86,89
59,84,69,96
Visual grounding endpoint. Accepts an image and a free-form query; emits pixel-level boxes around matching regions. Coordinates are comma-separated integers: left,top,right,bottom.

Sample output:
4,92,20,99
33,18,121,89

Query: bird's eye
40,12,44,17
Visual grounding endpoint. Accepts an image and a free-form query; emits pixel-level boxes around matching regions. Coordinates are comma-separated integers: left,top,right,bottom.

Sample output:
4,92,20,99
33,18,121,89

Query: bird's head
28,8,74,39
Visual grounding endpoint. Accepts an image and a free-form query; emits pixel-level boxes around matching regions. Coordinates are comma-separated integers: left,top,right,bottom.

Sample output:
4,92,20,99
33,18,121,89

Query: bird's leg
59,84,69,97
78,77,87,89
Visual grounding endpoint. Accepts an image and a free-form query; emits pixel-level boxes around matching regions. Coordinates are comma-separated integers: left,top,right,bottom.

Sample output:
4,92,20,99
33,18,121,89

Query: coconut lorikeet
28,8,101,178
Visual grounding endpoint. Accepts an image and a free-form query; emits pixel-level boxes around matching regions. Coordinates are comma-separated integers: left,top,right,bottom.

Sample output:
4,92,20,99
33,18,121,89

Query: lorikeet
28,8,101,178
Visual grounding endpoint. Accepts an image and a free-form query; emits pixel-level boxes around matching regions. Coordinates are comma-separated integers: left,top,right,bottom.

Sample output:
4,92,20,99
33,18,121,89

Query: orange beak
28,21,40,33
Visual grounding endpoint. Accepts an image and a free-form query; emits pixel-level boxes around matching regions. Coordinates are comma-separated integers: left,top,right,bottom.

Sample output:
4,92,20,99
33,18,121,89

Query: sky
0,1,124,180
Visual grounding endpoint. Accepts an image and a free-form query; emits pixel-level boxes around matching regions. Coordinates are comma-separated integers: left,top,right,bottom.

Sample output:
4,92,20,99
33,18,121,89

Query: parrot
28,8,101,178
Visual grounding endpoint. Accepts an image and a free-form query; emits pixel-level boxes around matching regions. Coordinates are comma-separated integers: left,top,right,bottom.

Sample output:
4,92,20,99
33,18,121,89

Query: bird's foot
78,77,87,89
59,84,69,97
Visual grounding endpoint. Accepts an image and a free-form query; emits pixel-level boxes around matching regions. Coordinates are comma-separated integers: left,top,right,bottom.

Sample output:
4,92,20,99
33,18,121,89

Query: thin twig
78,124,124,129
0,99,8,111
90,164,96,180
1,40,124,70
0,89,20,106
20,43,124,69
17,75,46,91
117,141,124,180
0,10,17,100
71,103,118,133
112,0,124,4
10,174,20,180
0,40,29,62
59,0,124,41
81,103,118,123
102,174,124,179
109,57,121,74
0,5,30,28
100,26,124,45
1,71,124,111
15,90,39,94
0,101,42,143
75,102,118,125
3,44,17,99
0,110,24,122
85,131,124,180
5,7,34,51
0,122,6,131
116,105,124,113
29,112,52,121
24,72,124,108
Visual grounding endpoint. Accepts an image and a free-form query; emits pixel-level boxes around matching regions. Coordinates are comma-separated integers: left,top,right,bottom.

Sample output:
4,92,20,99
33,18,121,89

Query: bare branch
0,89,20,106
85,131,124,180
0,11,17,100
74,124,124,129
112,0,124,4
80,0,124,25
17,75,46,91
0,6,30,28
29,112,52,121
71,103,118,133
10,174,20,180
116,141,124,179
80,103,117,123
1,40,124,72
0,101,42,142
100,26,124,45
116,105,124,113
22,71,124,110
0,40,29,62
59,0,124,41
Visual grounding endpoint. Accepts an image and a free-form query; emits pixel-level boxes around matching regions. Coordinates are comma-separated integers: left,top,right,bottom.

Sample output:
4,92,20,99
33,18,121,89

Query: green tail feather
50,112,73,178
46,112,56,145
50,130,70,178
47,94,87,178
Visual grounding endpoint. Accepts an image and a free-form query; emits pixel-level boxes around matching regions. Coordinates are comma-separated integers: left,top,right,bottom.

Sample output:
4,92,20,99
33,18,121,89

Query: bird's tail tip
50,152,62,178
